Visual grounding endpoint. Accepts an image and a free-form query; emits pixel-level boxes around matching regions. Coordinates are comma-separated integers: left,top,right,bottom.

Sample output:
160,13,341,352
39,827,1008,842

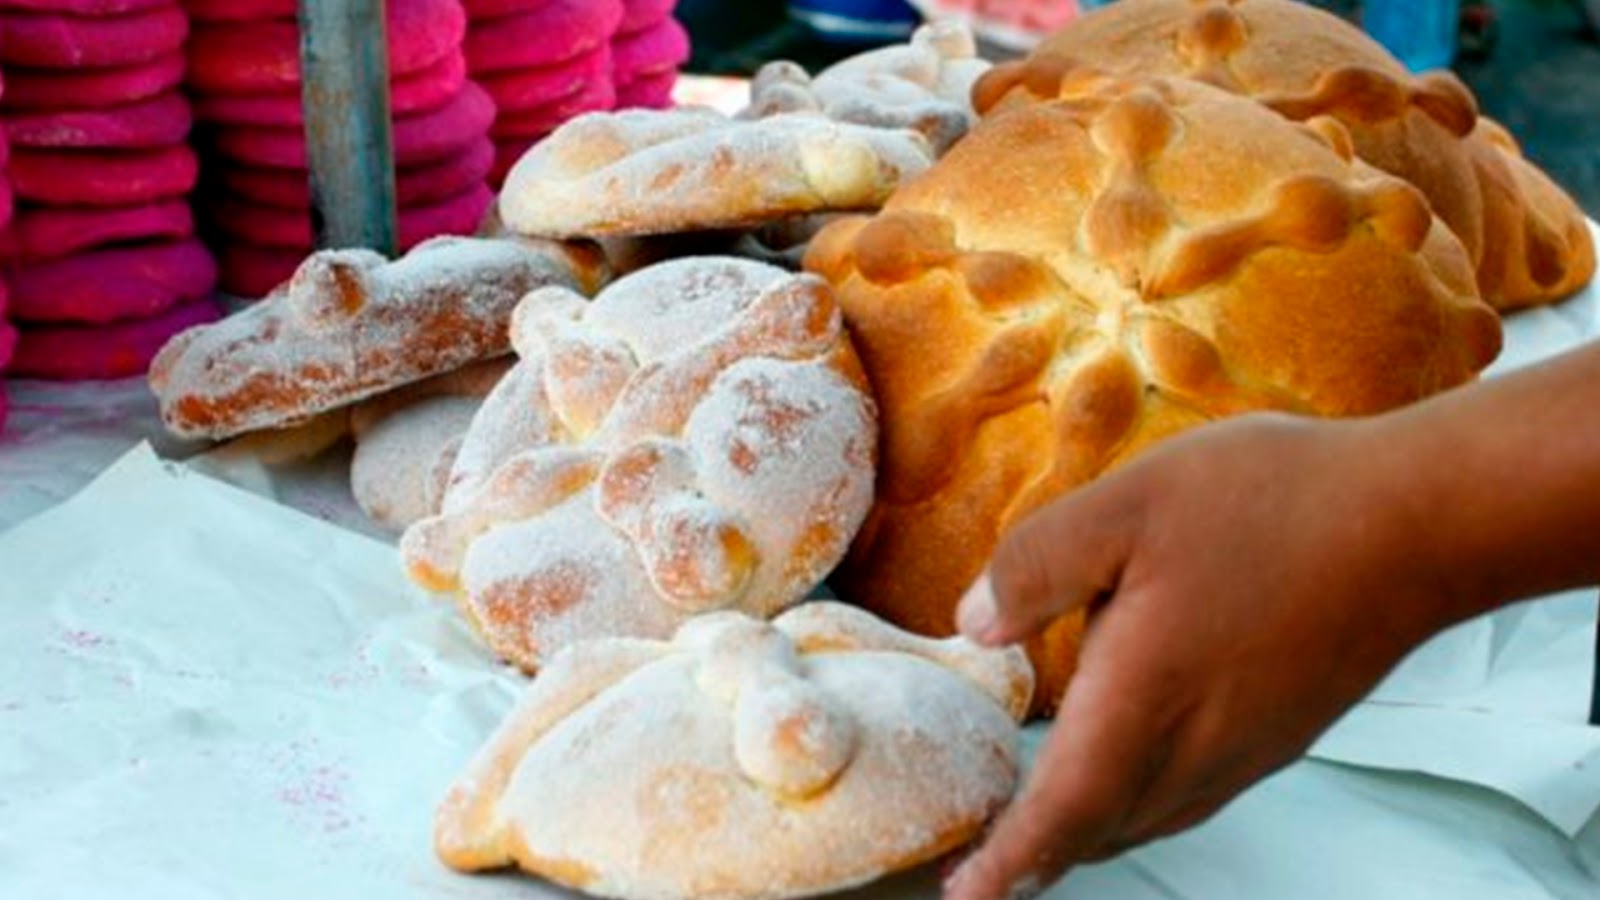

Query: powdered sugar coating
148,236,607,440
351,395,483,533
742,21,991,155
499,107,935,239
401,257,878,671
435,602,1033,900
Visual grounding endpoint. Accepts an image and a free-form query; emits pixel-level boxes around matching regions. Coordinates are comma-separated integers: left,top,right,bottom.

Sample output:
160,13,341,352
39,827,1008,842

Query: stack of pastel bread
463,0,622,187
184,0,496,298
145,5,1596,898
610,0,688,111
0,0,219,380
0,62,13,425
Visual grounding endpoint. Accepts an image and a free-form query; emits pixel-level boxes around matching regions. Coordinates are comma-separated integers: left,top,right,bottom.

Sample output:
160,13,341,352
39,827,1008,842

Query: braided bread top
436,602,1031,900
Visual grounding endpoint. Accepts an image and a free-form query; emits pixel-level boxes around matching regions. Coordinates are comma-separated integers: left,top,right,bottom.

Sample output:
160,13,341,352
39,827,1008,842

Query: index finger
942,660,1166,900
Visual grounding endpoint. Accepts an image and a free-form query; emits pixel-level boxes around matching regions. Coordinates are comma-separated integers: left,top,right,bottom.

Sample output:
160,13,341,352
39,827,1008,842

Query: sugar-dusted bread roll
400,257,878,671
807,73,1502,716
742,20,990,155
149,236,607,440
498,107,935,239
436,602,1033,900
975,0,1594,311
349,359,514,532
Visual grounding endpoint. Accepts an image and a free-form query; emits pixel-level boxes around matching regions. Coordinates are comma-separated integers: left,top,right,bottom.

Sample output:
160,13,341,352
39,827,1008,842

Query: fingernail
957,574,999,643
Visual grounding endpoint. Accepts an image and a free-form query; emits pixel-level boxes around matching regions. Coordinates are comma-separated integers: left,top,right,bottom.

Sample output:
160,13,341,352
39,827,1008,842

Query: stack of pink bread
464,0,623,186
0,0,220,381
610,0,687,111
184,0,497,297
0,63,14,423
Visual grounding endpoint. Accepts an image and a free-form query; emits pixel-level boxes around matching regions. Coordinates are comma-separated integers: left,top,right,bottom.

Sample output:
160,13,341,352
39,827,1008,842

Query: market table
1,226,1597,898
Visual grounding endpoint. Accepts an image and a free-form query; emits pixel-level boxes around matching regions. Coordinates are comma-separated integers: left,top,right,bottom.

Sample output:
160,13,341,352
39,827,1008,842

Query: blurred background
677,0,1600,216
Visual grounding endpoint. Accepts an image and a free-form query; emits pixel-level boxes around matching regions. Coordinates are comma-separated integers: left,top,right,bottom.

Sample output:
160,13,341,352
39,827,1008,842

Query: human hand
942,413,1456,899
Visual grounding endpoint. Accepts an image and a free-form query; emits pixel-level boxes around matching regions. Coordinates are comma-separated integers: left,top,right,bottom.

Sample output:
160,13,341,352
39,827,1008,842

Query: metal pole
1590,592,1599,726
298,0,399,255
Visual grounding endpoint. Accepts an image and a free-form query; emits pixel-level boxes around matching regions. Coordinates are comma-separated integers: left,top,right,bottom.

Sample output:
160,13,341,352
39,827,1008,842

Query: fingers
957,477,1140,647
942,664,1163,900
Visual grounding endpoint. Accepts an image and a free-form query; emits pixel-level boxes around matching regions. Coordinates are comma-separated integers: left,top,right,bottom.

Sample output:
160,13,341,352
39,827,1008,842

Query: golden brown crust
973,0,1593,311
807,75,1500,716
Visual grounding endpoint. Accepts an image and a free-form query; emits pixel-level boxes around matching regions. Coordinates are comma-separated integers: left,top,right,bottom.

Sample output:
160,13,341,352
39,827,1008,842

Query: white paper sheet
4,445,1596,900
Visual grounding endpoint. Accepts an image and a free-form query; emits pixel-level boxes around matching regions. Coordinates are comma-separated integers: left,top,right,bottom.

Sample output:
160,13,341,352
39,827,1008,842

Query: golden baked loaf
436,602,1032,900
975,0,1595,311
400,257,878,672
806,73,1502,716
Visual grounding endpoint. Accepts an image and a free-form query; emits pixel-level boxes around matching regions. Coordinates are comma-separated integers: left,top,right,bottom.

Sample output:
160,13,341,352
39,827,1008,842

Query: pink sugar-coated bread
2,50,184,111
0,179,12,228
611,16,689,84
9,144,198,206
477,44,609,113
213,81,495,169
221,138,495,210
619,0,678,33
0,5,188,69
216,240,301,299
7,238,218,325
464,0,623,74
9,296,222,381
5,90,191,149
615,68,677,111
181,0,295,21
214,183,494,250
460,0,534,17
0,317,16,371
193,51,469,125
0,200,195,266
1,0,169,13
489,76,615,140
188,0,466,94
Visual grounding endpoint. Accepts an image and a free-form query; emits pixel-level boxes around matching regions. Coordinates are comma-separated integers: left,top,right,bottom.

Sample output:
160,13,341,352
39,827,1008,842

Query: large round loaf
805,73,1502,716
975,0,1595,312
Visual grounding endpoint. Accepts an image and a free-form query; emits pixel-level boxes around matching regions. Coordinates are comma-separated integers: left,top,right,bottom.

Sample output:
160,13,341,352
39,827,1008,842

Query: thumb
956,475,1142,648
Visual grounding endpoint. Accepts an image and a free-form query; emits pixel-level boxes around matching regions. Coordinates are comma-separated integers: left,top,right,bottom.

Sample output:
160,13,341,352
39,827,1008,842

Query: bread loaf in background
975,0,1595,312
807,71,1502,716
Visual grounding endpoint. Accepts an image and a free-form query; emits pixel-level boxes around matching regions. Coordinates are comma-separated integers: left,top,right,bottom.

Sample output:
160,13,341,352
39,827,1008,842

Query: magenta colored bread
10,297,223,381
615,68,677,110
611,16,689,83
7,238,218,325
0,179,12,227
464,0,623,73
2,0,169,13
10,145,199,206
619,0,678,33
193,51,470,124
477,44,610,113
214,183,494,250
216,241,302,299
213,81,495,169
490,76,614,140
0,200,195,266
0,5,188,69
2,50,185,111
461,0,533,17
220,138,495,210
188,0,467,93
6,90,191,149
183,0,296,22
